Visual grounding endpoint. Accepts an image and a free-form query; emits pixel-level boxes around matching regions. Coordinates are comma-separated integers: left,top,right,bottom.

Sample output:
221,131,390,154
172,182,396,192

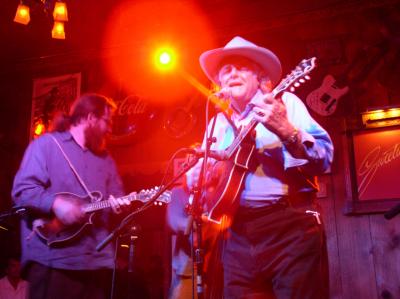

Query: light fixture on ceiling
13,0,69,39
52,1,68,39
14,3,30,25
53,1,68,22
52,21,65,39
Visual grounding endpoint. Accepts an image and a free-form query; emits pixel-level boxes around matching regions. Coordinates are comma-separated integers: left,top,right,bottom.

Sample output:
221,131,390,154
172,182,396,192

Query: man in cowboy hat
186,36,334,298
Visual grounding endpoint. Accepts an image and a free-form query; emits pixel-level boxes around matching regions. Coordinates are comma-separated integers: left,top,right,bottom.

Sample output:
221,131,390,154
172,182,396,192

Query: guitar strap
221,111,239,137
50,134,97,202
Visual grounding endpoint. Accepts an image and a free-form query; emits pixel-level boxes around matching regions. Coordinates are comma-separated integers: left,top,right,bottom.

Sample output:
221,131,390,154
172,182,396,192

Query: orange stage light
361,107,400,128
102,0,217,105
154,48,176,71
52,21,65,39
53,1,68,22
33,121,45,137
14,4,30,25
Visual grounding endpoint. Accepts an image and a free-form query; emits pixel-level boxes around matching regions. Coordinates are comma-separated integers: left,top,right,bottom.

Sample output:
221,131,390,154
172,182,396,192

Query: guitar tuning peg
299,78,305,83
290,86,295,92
305,75,311,80
294,82,300,87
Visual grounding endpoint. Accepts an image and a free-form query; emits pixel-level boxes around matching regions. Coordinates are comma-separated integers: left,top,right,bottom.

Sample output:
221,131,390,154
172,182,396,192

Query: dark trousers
26,262,111,299
222,201,329,299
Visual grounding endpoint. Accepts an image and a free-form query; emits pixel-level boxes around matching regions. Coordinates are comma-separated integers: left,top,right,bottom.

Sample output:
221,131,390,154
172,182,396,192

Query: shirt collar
230,89,264,122
56,130,74,142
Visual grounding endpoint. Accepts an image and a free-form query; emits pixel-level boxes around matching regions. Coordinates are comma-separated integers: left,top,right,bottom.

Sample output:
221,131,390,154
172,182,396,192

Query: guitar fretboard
83,193,144,213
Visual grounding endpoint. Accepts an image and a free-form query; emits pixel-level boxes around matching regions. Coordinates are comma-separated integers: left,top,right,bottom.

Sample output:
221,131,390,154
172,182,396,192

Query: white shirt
188,91,333,204
0,277,28,299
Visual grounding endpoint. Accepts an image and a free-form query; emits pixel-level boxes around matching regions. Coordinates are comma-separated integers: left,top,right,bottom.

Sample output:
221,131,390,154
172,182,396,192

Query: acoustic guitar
203,57,317,223
33,187,171,246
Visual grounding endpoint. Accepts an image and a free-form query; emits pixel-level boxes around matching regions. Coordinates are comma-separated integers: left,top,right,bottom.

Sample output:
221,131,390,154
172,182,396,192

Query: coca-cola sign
116,95,147,116
108,94,156,145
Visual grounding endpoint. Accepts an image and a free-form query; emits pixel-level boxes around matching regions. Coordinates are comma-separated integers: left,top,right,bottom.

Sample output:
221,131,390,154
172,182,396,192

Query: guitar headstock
138,186,172,205
273,57,316,97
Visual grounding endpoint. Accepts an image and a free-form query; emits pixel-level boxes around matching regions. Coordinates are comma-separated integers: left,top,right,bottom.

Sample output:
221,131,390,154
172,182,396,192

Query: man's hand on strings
251,93,296,141
109,194,131,214
52,195,85,225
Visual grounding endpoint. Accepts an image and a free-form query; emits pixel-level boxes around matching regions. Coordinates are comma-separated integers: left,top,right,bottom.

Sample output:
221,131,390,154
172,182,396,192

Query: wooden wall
1,1,400,298
319,118,400,299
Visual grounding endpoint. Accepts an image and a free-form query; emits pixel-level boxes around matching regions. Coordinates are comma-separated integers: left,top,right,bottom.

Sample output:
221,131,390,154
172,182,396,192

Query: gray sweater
12,131,124,271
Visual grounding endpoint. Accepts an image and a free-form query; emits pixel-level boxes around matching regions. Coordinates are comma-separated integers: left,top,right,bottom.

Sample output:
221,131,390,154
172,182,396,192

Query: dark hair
52,93,117,132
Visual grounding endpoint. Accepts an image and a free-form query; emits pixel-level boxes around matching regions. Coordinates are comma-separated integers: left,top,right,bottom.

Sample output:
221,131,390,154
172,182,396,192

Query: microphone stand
109,224,140,299
98,158,203,299
97,95,222,299
0,208,27,221
96,154,203,253
0,207,27,231
189,101,220,299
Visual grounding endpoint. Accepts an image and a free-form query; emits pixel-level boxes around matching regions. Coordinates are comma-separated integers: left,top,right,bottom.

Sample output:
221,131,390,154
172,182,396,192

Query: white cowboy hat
199,36,282,86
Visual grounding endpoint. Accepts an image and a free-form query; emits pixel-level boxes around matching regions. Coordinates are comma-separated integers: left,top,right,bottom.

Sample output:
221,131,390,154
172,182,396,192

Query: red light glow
102,0,216,105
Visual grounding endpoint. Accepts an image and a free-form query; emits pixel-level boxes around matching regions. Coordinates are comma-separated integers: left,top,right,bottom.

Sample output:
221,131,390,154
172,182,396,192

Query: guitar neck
225,119,258,158
83,193,144,213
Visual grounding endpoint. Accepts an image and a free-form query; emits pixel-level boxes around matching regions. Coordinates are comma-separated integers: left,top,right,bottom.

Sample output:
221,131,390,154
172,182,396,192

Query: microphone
0,207,27,220
183,147,228,160
209,87,231,100
208,88,232,113
12,207,27,215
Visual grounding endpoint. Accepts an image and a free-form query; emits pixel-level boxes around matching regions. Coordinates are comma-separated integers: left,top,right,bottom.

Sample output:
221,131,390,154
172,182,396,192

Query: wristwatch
282,127,299,146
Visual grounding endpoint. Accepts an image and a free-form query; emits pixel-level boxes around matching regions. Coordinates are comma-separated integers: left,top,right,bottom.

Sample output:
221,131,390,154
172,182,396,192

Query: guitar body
34,191,101,247
204,142,256,223
306,74,349,116
33,188,171,247
35,215,94,247
201,57,317,222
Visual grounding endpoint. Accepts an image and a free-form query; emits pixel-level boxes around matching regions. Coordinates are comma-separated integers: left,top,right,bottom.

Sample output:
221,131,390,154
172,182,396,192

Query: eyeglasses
99,116,112,126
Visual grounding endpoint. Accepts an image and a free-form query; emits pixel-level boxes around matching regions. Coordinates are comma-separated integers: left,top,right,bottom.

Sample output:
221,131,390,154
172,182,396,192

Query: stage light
14,3,30,25
52,21,66,39
154,48,176,71
53,1,68,22
361,106,400,128
33,120,45,137
159,52,171,65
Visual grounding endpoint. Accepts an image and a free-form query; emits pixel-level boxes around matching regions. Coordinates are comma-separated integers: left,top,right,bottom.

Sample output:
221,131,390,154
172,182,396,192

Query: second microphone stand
187,109,219,299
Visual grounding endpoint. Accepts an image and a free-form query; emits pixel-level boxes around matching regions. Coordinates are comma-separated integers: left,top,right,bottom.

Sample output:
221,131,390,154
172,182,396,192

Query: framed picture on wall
343,125,400,214
31,73,81,139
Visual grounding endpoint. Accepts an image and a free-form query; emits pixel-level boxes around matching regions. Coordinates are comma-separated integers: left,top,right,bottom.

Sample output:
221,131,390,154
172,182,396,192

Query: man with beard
12,93,130,299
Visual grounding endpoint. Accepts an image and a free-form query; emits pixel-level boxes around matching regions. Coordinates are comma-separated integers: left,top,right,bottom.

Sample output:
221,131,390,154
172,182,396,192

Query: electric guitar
203,57,317,223
34,187,171,246
306,41,390,116
306,74,349,116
